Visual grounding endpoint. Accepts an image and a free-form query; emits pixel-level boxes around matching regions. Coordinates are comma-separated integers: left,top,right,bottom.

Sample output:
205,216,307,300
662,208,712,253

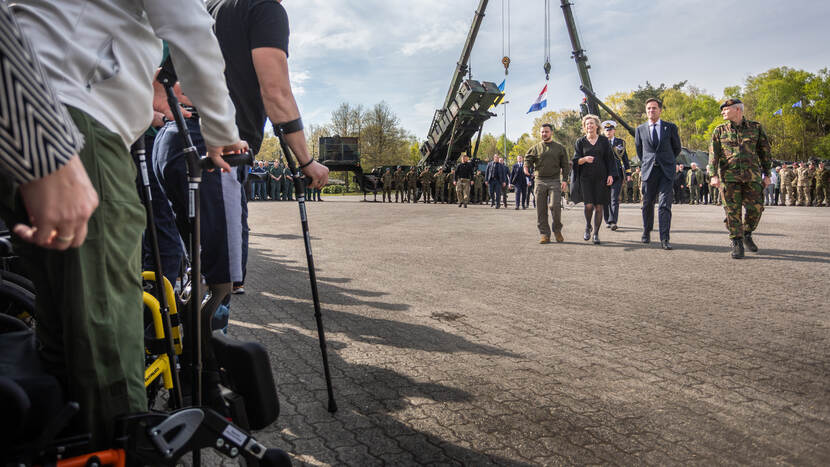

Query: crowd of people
247,159,323,202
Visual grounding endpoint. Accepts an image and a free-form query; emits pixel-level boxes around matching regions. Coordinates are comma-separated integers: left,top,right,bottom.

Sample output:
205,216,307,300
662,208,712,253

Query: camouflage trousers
633,186,641,203
408,185,417,202
782,182,795,205
473,184,484,203
722,180,764,239
396,187,405,202
797,185,811,206
456,178,471,205
689,185,700,204
422,183,432,203
382,187,392,202
816,185,829,205
711,185,721,205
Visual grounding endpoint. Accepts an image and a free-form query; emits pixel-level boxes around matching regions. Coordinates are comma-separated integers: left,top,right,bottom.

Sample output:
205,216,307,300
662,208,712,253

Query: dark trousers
515,184,527,208
603,177,622,224
489,182,502,206
773,187,780,205
642,168,674,241
137,133,182,283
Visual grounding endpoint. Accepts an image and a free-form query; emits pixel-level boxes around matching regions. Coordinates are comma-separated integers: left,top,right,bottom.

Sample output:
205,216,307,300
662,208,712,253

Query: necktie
651,125,659,146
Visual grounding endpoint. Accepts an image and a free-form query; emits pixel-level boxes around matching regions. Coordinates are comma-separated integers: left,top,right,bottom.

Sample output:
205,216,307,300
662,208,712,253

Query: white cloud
401,22,467,56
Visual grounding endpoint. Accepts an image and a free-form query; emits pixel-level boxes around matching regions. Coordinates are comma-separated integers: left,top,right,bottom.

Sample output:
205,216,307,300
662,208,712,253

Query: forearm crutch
273,123,337,413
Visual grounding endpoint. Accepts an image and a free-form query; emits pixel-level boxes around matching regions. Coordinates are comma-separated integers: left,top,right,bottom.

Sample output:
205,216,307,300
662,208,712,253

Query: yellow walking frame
141,271,183,390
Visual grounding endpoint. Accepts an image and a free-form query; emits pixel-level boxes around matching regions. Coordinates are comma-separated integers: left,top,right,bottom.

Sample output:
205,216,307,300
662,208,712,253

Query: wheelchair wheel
0,276,35,328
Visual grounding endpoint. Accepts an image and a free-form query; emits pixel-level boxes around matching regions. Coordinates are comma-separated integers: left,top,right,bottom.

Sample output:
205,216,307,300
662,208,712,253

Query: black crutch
157,65,253,466
273,123,337,413
131,137,183,409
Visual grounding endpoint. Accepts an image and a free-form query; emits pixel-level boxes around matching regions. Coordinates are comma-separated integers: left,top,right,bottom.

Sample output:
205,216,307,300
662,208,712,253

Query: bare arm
252,47,328,188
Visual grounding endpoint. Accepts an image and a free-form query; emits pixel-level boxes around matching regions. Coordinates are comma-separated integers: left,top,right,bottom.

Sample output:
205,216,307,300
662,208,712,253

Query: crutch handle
198,151,254,170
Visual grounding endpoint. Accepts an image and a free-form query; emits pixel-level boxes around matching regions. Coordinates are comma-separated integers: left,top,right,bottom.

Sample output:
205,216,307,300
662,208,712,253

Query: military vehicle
317,135,384,200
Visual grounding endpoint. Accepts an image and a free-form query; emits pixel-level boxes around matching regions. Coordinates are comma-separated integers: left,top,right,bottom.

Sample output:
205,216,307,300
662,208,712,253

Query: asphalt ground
226,195,830,466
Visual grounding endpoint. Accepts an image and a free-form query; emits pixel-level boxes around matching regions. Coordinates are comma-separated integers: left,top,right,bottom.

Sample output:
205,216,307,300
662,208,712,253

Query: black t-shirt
207,0,289,155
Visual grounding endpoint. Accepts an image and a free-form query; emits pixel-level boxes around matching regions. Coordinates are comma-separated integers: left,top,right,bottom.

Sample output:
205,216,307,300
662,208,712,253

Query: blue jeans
153,119,243,285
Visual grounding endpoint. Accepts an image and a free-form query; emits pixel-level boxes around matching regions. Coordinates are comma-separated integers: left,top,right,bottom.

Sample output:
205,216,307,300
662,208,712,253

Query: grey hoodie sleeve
144,0,239,148
0,3,83,184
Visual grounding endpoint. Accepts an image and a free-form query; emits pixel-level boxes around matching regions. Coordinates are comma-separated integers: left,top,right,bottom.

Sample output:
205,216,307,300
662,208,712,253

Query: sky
282,0,829,141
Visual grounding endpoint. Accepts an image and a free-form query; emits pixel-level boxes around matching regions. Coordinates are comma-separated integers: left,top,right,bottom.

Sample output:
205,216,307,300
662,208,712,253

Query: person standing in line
393,166,405,202
709,98,771,259
773,166,782,206
524,123,569,243
572,115,614,244
473,169,485,204
499,156,510,208
634,98,682,250
815,161,829,206
485,154,505,208
510,155,528,209
685,162,704,205
601,120,631,230
631,167,642,203
381,167,392,203
406,166,418,203
420,167,433,204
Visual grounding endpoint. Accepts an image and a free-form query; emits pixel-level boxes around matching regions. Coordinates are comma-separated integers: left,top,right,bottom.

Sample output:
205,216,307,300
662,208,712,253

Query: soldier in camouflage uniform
709,98,771,259
807,161,817,206
381,167,393,203
685,162,704,205
473,170,485,204
393,166,406,202
406,167,418,203
815,161,829,206
447,168,456,204
420,167,433,203
778,163,794,205
434,167,446,203
631,167,641,203
796,162,811,206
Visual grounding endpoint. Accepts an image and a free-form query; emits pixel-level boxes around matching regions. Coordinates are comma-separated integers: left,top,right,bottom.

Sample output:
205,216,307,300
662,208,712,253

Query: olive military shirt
708,117,771,184
525,139,570,181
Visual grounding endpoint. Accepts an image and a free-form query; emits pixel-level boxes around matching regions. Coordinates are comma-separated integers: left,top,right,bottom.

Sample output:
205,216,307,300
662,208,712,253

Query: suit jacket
634,120,682,181
486,162,506,183
510,163,527,186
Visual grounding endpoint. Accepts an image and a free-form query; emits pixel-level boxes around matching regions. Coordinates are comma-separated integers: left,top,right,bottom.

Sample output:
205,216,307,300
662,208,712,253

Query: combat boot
539,235,550,244
731,238,744,259
744,232,758,252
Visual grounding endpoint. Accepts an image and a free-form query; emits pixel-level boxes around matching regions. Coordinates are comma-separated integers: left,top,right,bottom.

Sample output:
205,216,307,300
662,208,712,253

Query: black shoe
661,240,672,250
605,224,612,229
731,238,744,259
459,203,463,207
610,223,618,231
495,205,499,209
592,234,600,244
464,204,468,208
584,227,591,241
641,232,650,244
744,233,758,252
515,206,519,210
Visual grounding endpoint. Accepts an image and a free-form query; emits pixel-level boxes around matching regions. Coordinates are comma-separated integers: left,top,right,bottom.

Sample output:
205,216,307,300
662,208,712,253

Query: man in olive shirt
524,123,570,243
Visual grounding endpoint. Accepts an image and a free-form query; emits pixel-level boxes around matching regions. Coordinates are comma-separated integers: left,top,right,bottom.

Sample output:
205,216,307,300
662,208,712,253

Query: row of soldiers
777,161,829,206
380,166,465,204
379,165,525,205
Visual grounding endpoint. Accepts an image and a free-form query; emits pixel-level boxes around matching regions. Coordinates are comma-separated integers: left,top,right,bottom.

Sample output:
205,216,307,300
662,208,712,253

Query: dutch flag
527,85,548,114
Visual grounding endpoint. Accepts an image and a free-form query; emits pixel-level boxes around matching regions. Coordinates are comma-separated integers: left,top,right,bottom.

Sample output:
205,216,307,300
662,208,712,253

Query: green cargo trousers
1,107,147,448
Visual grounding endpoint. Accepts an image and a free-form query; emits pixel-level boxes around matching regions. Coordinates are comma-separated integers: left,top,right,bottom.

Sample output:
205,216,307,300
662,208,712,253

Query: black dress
572,135,614,205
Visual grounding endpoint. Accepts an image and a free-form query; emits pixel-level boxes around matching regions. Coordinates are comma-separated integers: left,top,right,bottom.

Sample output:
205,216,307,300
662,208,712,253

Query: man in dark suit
510,155,529,209
634,98,682,250
485,155,506,208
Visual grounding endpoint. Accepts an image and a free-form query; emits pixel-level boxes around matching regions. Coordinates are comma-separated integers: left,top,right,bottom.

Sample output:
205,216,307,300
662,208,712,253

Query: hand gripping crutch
273,123,337,413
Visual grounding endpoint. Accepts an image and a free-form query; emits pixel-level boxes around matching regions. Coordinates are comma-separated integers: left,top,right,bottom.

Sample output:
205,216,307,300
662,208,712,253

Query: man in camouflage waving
709,98,771,259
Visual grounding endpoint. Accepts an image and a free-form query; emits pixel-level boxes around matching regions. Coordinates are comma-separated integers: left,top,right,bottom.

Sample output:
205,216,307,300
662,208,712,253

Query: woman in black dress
572,114,614,244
